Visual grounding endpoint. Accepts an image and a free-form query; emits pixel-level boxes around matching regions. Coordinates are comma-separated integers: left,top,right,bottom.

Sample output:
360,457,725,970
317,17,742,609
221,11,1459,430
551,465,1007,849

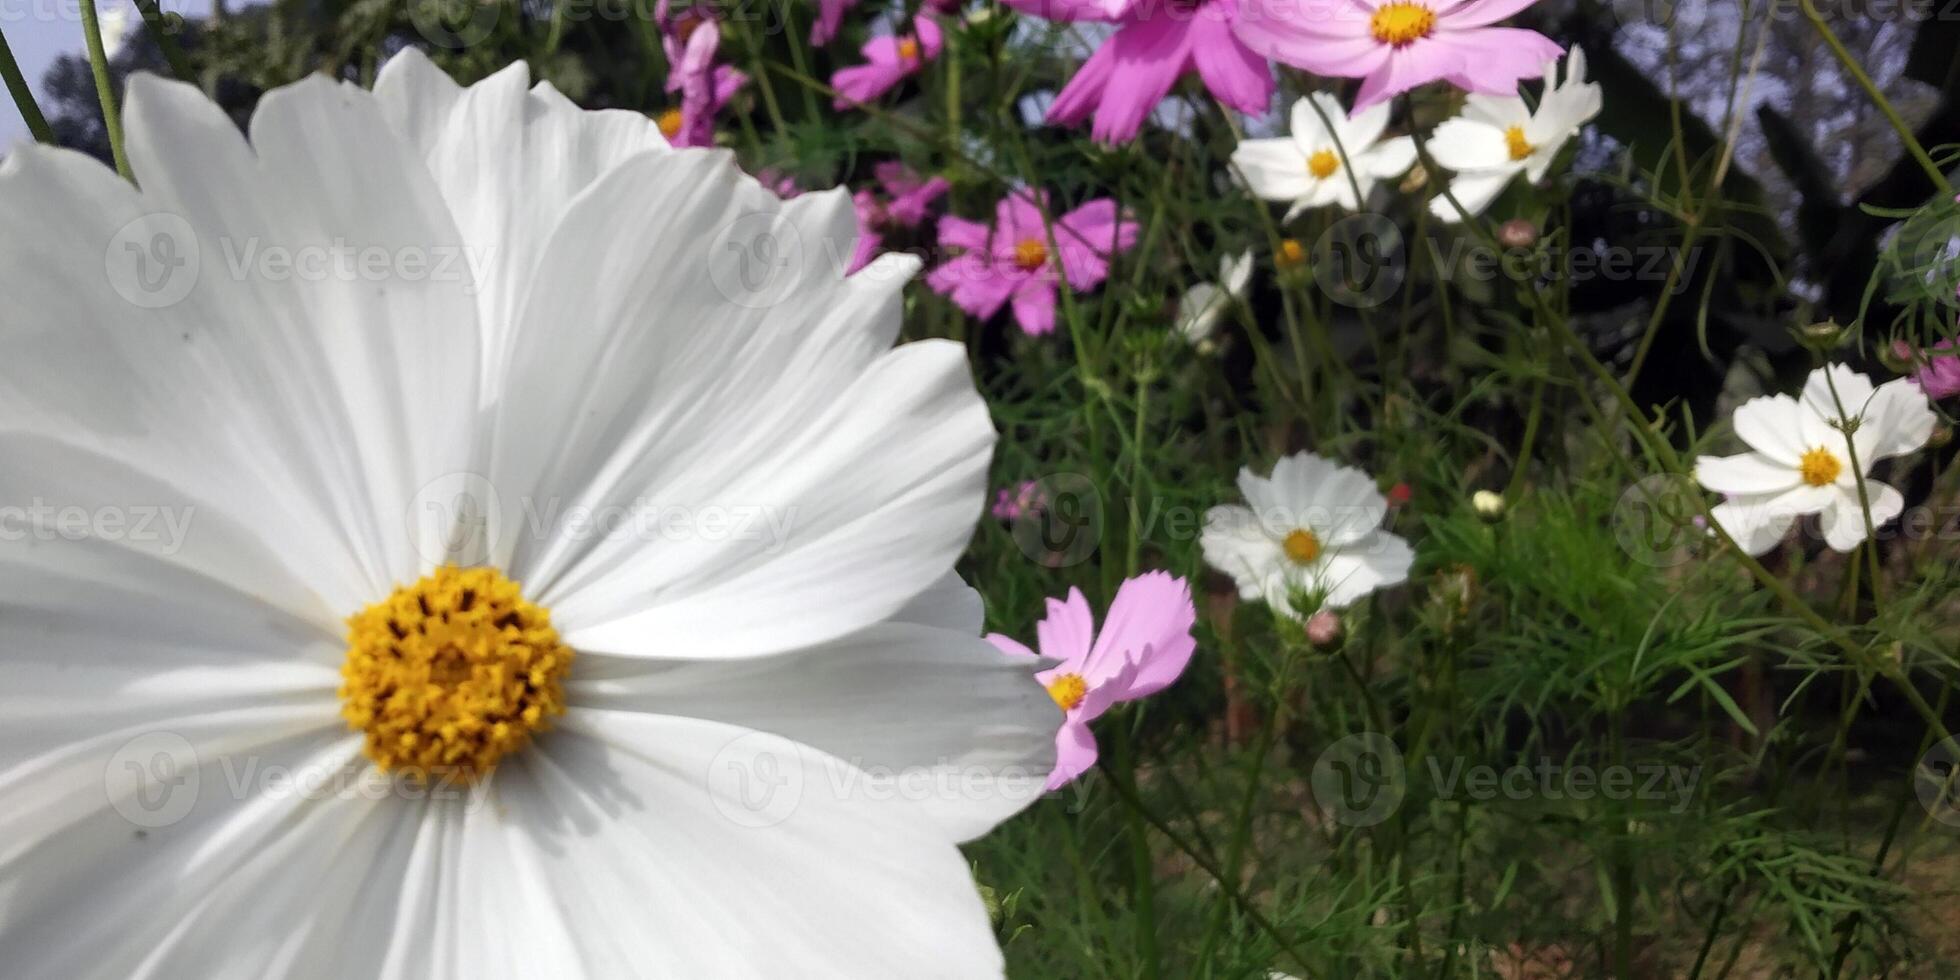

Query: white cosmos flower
1201,451,1414,617
1698,364,1934,555
1232,93,1417,218
1426,47,1601,223
0,51,1056,978
1175,250,1252,347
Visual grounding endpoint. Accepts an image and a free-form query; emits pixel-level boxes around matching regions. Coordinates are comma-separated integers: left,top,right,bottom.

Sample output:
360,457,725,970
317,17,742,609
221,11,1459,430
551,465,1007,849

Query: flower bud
1472,489,1505,520
1497,219,1538,249
1305,609,1344,650
1796,319,1846,352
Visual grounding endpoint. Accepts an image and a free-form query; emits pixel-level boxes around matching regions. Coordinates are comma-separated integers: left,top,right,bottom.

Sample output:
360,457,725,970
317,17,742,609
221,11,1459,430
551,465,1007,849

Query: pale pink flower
811,0,861,45
1234,0,1562,109
875,161,951,227
991,480,1047,521
1008,0,1274,144
988,573,1199,789
654,0,746,147
832,18,944,109
658,65,746,148
924,190,1139,336
1898,339,1960,400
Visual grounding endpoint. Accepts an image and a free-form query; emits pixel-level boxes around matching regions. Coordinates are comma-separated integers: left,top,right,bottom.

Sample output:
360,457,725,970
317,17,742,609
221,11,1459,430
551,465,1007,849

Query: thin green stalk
1799,0,1954,197
130,0,193,80
0,26,53,143
78,0,132,180
1109,723,1161,980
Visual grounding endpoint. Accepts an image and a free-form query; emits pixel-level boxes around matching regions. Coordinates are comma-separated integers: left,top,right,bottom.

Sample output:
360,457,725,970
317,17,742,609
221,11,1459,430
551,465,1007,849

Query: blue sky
2,0,211,147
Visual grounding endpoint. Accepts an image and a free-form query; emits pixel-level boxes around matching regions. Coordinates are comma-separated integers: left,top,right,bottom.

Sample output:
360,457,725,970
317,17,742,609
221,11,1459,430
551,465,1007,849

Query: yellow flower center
1308,149,1340,179
1504,125,1533,161
1013,238,1049,271
1276,238,1306,268
1369,1,1436,46
898,36,921,61
1799,446,1843,487
656,108,684,139
1047,672,1088,711
339,566,573,782
1283,528,1322,564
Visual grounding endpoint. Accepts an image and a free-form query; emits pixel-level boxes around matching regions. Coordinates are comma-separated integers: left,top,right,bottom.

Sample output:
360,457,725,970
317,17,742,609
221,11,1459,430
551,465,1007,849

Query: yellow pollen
339,566,573,782
656,108,684,139
1369,1,1436,46
1308,149,1340,179
1047,673,1088,712
1504,125,1533,161
1283,528,1322,564
1276,238,1307,268
1013,238,1049,271
1799,446,1843,487
898,36,921,61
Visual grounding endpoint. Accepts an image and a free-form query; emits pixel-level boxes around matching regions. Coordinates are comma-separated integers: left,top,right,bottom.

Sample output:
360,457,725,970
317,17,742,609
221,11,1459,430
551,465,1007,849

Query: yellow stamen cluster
656,108,685,140
1276,238,1307,268
1504,125,1533,161
1369,2,1436,46
1308,149,1340,179
1013,238,1050,271
339,566,573,782
1799,446,1843,487
1283,528,1322,564
1047,673,1088,712
898,36,922,61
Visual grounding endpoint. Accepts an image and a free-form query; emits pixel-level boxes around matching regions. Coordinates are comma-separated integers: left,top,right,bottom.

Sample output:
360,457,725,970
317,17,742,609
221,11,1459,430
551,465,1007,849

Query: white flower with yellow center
1201,451,1414,617
1231,93,1418,218
1698,364,1934,555
1426,47,1601,223
0,51,1056,977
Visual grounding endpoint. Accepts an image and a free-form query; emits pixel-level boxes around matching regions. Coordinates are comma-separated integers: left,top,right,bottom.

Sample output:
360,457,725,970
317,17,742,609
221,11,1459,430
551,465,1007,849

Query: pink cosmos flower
658,65,746,148
848,189,884,274
987,573,1199,789
924,190,1139,335
991,480,1048,521
654,0,746,147
810,0,860,45
1234,0,1562,110
832,18,944,109
875,161,951,227
1897,339,1960,400
1007,0,1274,144
657,0,718,94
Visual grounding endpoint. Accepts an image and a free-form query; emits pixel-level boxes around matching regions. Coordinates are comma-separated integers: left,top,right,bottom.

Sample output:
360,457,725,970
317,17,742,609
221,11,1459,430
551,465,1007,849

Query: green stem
0,26,53,143
1109,723,1161,980
78,0,132,181
1799,0,1954,196
131,0,194,81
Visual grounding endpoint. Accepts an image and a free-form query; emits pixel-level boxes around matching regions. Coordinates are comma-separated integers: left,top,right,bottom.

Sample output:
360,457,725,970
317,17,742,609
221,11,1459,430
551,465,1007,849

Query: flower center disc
657,108,685,139
1047,672,1088,711
1308,149,1340,179
1799,446,1843,487
1283,528,1322,564
1013,238,1049,271
340,566,573,782
1504,125,1534,161
898,36,921,61
1276,238,1306,268
1369,2,1436,46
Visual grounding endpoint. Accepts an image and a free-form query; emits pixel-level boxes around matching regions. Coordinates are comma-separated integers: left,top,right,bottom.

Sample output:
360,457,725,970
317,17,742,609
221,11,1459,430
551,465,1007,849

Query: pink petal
1432,27,1562,93
831,64,904,109
937,214,993,250
1037,587,1098,667
1352,40,1463,109
1046,717,1101,790
1094,572,1198,700
1439,0,1548,28
810,0,856,45
1012,280,1059,336
986,633,1040,660
1190,16,1274,114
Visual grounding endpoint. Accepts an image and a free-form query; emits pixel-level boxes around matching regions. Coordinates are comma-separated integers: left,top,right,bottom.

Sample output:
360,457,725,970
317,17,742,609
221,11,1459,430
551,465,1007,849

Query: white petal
1427,117,1512,172
1693,451,1798,496
1729,392,1809,465
1361,136,1417,179
1819,481,1905,552
1856,377,1936,463
565,622,1055,842
1338,96,1390,150
1261,451,1388,547
1708,484,1835,556
485,713,1008,976
1177,281,1226,343
889,571,988,634
372,51,672,399
1232,137,1312,203
1220,249,1254,295
1429,170,1517,222
1201,504,1282,600
1319,530,1414,609
1290,92,1344,152
1798,363,1878,455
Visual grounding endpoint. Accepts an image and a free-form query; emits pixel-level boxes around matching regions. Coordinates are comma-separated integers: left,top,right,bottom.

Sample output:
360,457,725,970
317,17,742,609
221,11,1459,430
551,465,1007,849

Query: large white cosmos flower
1426,47,1601,222
0,51,1056,977
1697,364,1934,555
1201,452,1414,617
1232,93,1417,218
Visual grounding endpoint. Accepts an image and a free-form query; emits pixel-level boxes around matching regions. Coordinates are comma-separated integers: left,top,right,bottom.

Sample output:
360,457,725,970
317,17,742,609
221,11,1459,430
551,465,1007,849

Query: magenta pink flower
832,18,944,109
653,0,746,147
1007,0,1273,144
810,0,861,45
987,573,1199,789
656,0,719,94
875,161,951,227
924,191,1139,335
848,189,884,274
657,64,745,148
1898,339,1960,400
991,480,1048,521
1234,0,1562,109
